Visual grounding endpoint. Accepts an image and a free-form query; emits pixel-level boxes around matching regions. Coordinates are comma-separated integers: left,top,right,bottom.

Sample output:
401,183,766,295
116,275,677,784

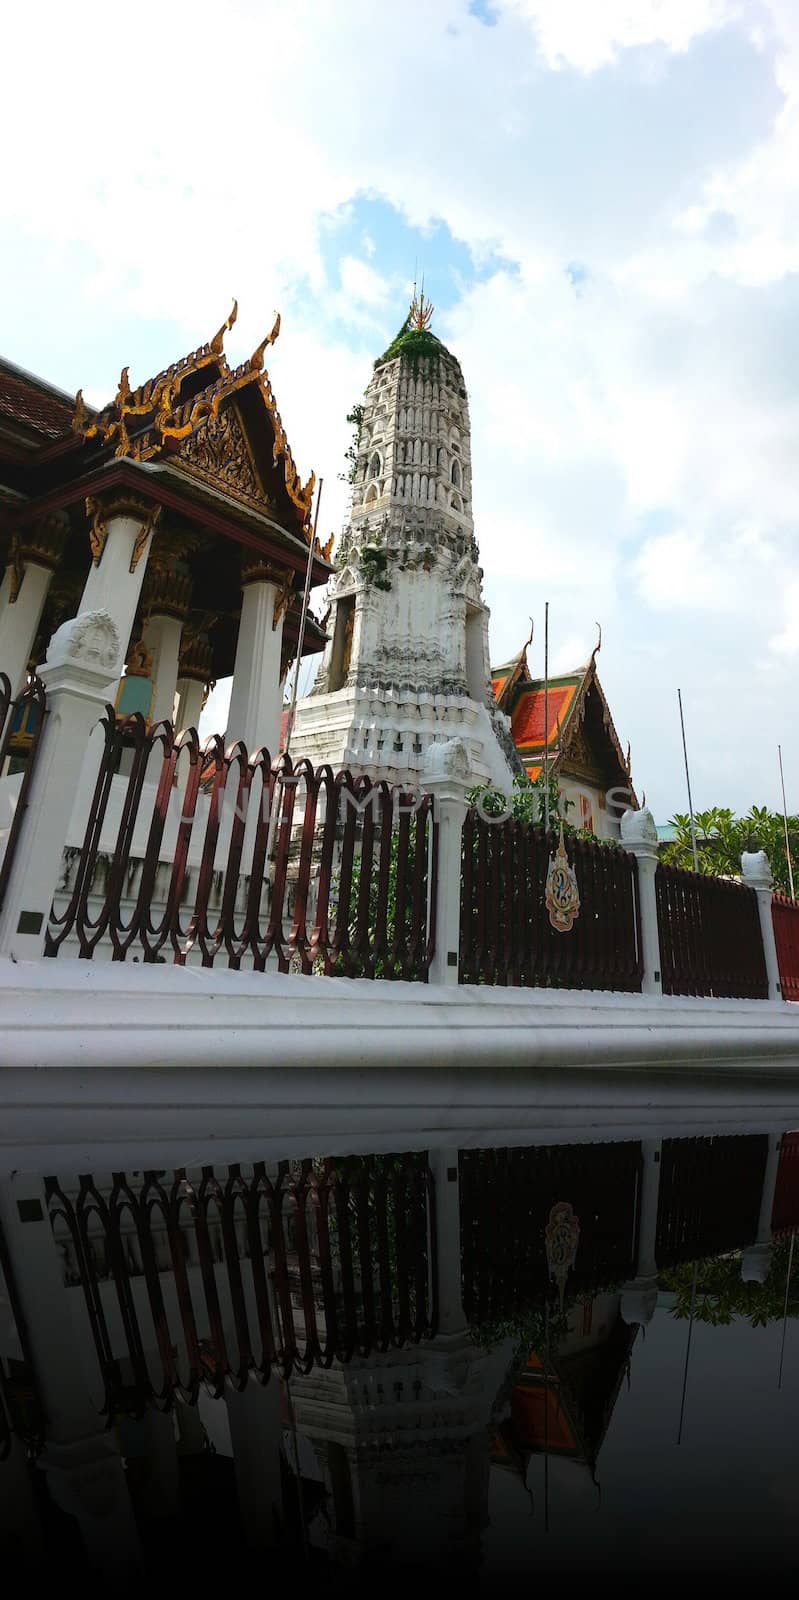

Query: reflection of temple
491,1292,637,1491
0,1128,795,1576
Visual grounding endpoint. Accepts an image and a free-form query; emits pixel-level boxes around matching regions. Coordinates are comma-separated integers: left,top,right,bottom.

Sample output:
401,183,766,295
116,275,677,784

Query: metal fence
460,812,642,991
655,864,768,999
773,895,799,1004
459,1141,643,1325
44,1154,437,1418
44,710,436,979
655,1134,768,1267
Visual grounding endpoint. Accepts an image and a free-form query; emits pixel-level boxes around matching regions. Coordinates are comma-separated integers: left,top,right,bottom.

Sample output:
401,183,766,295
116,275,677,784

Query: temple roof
0,358,76,452
71,302,315,542
492,639,632,793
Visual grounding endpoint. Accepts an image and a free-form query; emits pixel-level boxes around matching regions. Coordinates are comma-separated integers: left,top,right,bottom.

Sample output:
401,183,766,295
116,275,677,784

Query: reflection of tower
289,1332,512,1572
292,292,517,788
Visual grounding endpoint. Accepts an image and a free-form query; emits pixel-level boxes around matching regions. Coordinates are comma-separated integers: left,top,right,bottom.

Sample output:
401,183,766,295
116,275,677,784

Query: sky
3,0,799,818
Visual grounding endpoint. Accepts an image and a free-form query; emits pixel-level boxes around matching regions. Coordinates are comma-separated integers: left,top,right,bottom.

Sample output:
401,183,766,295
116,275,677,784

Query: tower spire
408,280,434,331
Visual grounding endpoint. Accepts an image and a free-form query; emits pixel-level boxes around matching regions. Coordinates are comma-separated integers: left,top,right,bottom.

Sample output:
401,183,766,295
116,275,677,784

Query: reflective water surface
2,1129,798,1588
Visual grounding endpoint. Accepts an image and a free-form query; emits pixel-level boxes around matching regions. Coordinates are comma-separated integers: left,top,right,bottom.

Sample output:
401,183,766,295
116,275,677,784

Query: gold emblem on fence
545,821,580,932
545,1200,580,1310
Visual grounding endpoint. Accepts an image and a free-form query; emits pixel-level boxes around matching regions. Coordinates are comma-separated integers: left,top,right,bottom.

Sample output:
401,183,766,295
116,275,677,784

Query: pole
677,688,699,873
778,1230,795,1391
778,744,795,900
283,478,324,760
677,1260,698,1444
543,602,550,835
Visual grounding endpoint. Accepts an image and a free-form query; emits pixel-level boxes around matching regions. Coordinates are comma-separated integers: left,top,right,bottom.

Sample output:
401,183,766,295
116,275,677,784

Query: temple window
369,452,381,478
451,460,462,488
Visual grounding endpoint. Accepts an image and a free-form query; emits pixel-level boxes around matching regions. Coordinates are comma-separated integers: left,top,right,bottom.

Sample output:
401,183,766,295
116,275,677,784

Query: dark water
2,1131,798,1589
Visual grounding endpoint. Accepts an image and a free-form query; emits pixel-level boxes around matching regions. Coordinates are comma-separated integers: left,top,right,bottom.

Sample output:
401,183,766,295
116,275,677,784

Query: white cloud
500,0,736,73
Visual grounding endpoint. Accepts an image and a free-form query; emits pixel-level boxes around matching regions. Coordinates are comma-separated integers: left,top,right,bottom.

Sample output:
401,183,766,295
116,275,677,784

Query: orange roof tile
511,682,578,749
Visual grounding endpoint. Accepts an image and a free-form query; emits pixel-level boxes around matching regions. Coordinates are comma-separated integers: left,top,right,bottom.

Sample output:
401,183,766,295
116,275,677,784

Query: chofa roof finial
210,298,238,355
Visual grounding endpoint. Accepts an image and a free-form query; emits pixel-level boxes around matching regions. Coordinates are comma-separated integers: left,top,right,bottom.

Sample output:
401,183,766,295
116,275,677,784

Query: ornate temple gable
178,401,263,510
491,631,534,712
71,303,315,541
501,654,634,798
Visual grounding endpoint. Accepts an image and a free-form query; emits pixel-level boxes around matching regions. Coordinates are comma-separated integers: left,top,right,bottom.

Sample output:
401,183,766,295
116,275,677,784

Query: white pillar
423,738,471,987
140,611,183,726
117,1405,180,1522
429,1147,466,1334
621,1138,662,1326
0,610,120,961
741,849,783,1004
77,497,161,679
741,1132,782,1283
225,1380,284,1547
0,561,53,693
226,569,288,757
0,1175,141,1573
175,676,206,735
620,806,663,997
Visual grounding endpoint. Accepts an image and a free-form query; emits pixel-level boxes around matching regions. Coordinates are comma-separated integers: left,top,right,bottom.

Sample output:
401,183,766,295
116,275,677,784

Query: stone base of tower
291,683,515,791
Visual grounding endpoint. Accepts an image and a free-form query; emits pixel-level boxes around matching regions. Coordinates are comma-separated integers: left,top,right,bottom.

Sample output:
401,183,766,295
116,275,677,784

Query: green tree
661,1239,798,1327
663,805,799,895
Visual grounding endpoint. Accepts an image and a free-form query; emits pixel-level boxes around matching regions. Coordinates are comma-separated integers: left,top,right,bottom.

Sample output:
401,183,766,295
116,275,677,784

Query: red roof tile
0,364,74,439
511,682,577,749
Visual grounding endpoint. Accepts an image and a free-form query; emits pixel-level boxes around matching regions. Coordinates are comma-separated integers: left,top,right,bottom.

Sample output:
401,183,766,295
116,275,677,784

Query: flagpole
677,688,699,873
283,478,323,760
778,744,795,900
544,602,550,835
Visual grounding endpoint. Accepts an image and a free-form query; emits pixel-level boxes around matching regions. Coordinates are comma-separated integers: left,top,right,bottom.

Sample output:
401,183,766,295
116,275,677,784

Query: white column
226,572,286,756
0,561,53,692
620,806,663,997
429,1147,466,1334
78,498,160,679
175,676,206,735
0,610,120,961
741,849,783,1004
423,738,471,987
225,1379,284,1547
140,611,183,726
741,1132,782,1283
0,1175,141,1573
621,1138,662,1326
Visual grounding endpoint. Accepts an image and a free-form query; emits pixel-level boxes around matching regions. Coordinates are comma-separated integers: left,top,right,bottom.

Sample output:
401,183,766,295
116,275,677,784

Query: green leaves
662,803,799,894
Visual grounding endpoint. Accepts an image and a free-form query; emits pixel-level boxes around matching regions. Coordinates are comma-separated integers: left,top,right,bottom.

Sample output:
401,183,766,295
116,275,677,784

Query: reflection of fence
0,1214,44,1462
44,710,435,979
655,864,768,999
44,1155,437,1416
459,1142,642,1324
772,1131,799,1239
773,895,799,1004
0,673,47,915
655,1135,768,1267
459,813,642,991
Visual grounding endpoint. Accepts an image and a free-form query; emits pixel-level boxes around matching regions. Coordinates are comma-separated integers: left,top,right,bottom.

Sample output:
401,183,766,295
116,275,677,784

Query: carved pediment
178,403,269,512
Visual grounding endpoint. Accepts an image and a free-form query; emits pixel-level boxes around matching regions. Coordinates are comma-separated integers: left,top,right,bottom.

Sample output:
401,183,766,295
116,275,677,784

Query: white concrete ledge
1,957,799,1172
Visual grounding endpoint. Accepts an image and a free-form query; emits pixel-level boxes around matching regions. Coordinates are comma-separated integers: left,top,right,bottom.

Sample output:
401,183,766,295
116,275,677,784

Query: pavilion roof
491,639,632,793
71,302,315,542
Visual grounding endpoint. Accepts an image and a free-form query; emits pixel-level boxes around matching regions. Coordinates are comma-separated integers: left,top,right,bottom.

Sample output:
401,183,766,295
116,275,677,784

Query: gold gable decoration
72,302,316,539
180,404,263,507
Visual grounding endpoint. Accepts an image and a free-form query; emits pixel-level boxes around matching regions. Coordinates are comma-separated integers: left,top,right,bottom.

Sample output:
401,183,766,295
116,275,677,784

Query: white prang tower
292,292,517,788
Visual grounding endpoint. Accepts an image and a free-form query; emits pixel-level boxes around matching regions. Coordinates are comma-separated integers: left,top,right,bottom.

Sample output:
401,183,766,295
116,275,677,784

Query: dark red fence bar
44,1154,437,1419
459,1141,643,1326
773,895,799,1003
460,812,642,991
0,672,47,915
44,709,435,979
0,1214,45,1462
655,864,768,999
655,1134,768,1268
772,1131,799,1239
